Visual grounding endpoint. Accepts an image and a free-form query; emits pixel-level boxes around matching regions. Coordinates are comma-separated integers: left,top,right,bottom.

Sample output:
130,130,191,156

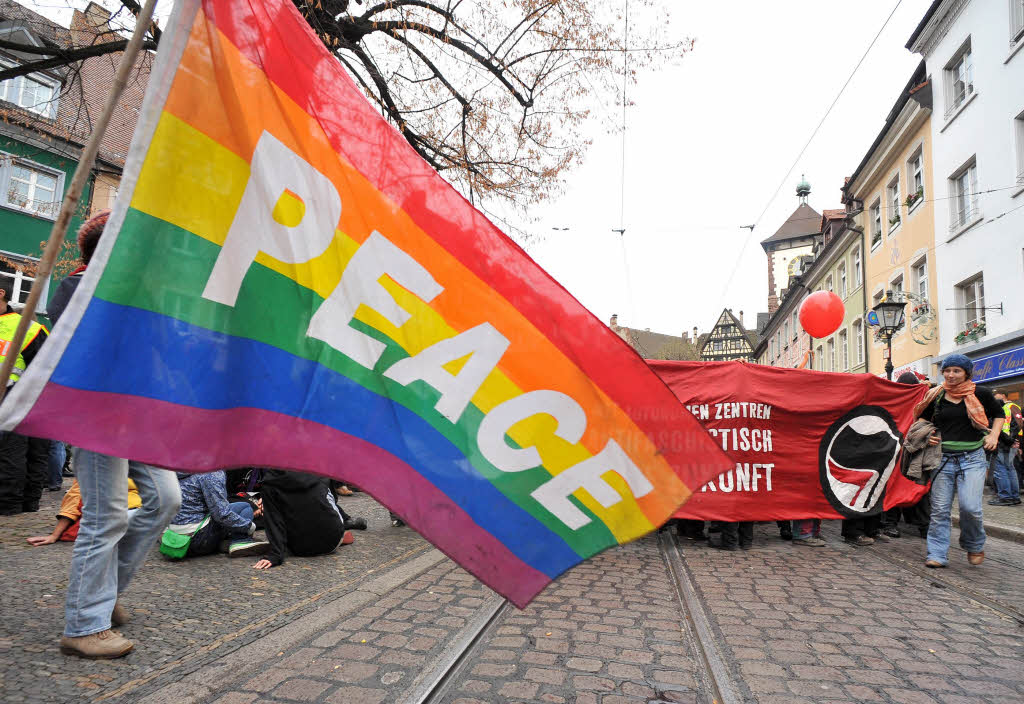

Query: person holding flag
915,355,1005,568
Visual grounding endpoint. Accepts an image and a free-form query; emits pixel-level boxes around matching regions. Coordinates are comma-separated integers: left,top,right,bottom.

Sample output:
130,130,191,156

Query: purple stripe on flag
21,382,551,607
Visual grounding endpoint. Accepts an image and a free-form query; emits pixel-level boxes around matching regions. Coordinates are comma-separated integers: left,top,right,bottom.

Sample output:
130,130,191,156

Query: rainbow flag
0,0,730,606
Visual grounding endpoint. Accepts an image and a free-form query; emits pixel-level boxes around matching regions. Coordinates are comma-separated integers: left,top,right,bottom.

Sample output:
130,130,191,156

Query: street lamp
872,291,907,380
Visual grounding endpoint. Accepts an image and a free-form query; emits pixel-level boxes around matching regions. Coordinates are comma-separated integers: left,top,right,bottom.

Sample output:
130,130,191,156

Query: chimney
610,314,618,327
739,310,744,326
84,1,111,26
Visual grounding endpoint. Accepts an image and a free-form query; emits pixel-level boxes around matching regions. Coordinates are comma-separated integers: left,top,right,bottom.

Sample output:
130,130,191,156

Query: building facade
759,179,821,315
907,0,1024,400
608,315,701,361
0,0,150,313
844,61,939,379
698,309,757,362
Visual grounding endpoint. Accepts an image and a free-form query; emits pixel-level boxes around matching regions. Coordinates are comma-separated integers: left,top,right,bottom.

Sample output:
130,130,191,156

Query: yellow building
844,62,939,379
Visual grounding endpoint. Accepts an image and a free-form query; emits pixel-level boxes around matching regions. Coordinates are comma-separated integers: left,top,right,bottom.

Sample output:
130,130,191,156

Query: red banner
650,361,930,521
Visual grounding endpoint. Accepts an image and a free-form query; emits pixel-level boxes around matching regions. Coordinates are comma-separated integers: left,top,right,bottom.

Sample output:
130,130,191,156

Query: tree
1,0,689,207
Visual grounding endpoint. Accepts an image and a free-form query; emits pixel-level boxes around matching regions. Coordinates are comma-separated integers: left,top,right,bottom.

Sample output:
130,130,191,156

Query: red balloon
799,291,845,338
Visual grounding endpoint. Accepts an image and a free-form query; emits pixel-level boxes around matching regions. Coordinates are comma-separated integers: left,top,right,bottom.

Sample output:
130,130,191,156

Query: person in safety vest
989,391,1022,506
0,281,50,515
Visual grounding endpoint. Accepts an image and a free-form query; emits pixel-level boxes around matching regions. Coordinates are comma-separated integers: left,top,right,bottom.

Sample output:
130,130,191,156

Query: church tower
760,177,822,313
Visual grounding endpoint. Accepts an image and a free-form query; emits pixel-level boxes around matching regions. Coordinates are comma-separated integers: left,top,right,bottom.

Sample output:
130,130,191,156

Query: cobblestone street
2,484,1023,703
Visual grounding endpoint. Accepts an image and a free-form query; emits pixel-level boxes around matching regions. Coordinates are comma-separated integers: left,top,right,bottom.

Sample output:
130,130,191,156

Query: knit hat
940,353,973,377
895,371,920,384
77,209,110,265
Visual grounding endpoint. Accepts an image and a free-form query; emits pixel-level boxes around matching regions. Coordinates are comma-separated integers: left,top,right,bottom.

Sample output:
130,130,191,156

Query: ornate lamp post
872,291,907,380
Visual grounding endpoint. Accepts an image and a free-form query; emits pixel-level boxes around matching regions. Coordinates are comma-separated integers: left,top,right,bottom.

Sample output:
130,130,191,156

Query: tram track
866,546,1024,626
659,527,744,704
402,594,510,704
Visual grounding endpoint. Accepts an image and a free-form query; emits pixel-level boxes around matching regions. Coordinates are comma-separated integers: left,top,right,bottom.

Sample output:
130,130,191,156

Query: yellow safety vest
0,311,45,385
1003,402,1022,438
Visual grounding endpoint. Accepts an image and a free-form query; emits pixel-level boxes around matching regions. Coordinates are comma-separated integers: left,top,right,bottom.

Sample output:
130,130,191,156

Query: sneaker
391,518,405,527
844,535,874,546
988,498,1016,506
739,543,753,551
111,601,130,627
793,537,826,547
924,559,946,568
967,551,985,566
343,517,368,531
227,539,270,557
59,630,133,659
868,533,891,543
882,527,901,538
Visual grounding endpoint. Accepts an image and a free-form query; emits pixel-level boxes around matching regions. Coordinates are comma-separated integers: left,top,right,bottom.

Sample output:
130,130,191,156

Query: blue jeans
188,501,254,556
793,519,821,540
64,448,181,637
47,441,66,489
926,448,986,565
992,447,1020,501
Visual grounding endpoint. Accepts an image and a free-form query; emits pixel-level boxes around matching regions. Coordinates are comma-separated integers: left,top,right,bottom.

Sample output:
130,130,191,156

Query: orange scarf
913,381,989,431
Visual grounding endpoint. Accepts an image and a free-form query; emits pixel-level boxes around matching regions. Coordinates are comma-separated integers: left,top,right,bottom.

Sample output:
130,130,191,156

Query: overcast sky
510,0,934,339
37,0,934,339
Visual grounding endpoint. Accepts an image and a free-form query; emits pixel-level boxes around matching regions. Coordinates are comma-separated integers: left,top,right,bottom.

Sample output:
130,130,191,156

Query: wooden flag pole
0,0,159,408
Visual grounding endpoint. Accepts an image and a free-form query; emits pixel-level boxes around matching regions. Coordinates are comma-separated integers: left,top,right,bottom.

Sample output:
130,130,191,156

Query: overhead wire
716,0,906,308
617,0,637,325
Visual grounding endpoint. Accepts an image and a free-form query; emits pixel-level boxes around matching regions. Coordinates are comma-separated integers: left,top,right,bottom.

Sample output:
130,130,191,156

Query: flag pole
0,0,159,408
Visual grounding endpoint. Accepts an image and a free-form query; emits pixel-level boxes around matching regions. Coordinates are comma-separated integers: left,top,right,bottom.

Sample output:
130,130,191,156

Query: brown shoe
59,630,134,659
111,601,130,627
968,551,985,565
924,559,946,568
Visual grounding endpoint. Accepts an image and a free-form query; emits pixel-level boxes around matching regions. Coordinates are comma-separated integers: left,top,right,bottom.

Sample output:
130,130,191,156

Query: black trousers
0,431,49,512
719,521,754,547
881,493,931,530
677,519,706,539
841,514,882,539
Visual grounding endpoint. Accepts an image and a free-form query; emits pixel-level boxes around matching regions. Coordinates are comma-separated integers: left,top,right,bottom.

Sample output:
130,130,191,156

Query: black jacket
46,269,85,327
260,470,344,566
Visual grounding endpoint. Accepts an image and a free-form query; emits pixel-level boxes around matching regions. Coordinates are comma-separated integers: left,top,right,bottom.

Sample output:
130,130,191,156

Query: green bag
159,516,210,560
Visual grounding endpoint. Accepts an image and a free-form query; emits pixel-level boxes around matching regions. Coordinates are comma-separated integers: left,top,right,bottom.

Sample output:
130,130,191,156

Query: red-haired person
47,211,182,659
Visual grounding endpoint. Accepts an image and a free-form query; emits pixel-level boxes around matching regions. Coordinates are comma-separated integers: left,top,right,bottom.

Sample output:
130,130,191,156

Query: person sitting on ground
915,354,1004,568
167,470,269,558
27,479,142,546
252,470,354,569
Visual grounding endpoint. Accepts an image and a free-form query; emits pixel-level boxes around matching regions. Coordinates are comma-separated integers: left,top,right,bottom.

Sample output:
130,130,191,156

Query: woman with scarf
914,354,1004,568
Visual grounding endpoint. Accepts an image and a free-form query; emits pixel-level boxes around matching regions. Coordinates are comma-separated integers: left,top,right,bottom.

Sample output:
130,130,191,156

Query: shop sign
971,344,1024,383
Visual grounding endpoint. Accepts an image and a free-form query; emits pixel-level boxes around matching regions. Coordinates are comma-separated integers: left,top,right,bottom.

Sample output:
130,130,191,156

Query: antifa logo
819,406,902,517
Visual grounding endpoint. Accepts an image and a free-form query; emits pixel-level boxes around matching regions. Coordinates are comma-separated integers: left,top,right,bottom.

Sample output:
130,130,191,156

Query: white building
907,0,1024,400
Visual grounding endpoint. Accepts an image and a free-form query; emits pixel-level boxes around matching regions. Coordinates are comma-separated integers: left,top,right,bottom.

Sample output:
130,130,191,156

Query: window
890,275,904,307
853,320,864,365
0,251,48,312
827,338,835,372
1012,0,1024,45
839,330,849,371
870,199,882,247
887,175,901,231
912,257,928,298
950,159,979,231
838,263,847,299
776,330,782,353
783,321,789,344
908,149,925,205
1015,111,1024,186
853,247,862,287
0,61,58,118
826,275,833,293
956,274,985,330
791,312,798,340
945,39,974,116
0,156,63,219
816,345,823,371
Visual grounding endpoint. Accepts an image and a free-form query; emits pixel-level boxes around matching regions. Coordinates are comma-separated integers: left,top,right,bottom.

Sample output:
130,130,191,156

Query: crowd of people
1,211,1022,661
